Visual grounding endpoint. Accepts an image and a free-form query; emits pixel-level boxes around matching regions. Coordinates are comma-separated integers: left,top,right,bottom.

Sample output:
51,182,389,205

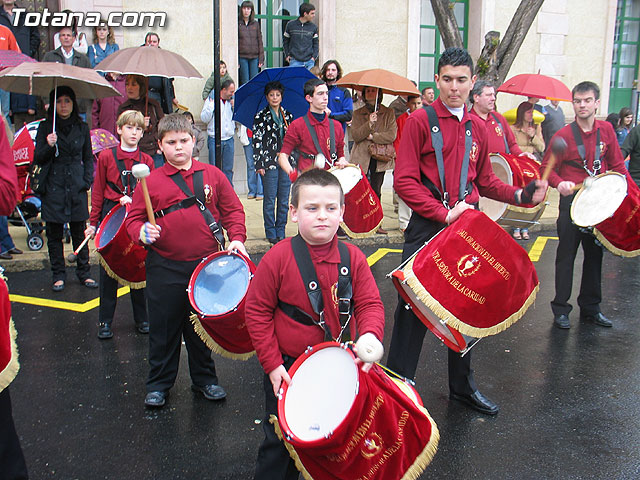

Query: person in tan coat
350,87,397,233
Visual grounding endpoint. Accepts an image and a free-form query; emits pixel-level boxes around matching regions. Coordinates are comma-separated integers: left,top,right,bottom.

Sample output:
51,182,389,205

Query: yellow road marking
367,248,402,266
528,236,558,262
9,286,131,312
10,239,559,311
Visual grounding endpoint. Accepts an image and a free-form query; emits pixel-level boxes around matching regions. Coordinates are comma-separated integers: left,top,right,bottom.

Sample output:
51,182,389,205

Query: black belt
154,196,197,218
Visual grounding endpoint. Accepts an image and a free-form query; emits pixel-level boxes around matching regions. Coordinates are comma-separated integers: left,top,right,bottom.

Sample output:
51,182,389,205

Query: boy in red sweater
85,110,154,339
245,168,385,479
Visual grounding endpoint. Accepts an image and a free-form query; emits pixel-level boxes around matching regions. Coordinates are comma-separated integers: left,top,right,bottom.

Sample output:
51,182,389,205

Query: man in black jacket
0,0,39,128
43,27,92,123
283,3,318,70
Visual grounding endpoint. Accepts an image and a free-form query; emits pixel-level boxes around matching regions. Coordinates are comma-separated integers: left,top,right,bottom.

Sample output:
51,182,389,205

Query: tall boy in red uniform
85,110,154,340
246,169,385,480
126,114,247,408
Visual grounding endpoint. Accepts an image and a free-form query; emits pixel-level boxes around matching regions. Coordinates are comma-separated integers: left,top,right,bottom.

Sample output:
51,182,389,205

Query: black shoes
83,278,99,289
191,384,227,401
8,248,22,254
136,321,150,334
98,323,113,339
144,391,167,408
268,237,284,245
52,280,65,292
450,390,500,415
553,314,570,329
0,251,12,260
581,312,613,327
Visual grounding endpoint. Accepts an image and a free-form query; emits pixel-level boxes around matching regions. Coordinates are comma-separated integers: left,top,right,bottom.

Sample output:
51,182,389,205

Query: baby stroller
9,120,45,251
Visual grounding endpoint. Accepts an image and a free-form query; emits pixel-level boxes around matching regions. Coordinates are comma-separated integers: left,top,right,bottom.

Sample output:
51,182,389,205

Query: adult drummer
126,114,247,408
469,79,537,161
387,47,547,415
540,81,627,330
85,110,154,340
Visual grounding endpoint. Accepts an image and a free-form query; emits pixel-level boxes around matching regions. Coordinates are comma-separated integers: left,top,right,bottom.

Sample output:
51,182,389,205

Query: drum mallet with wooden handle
541,137,568,181
67,235,92,263
131,164,156,226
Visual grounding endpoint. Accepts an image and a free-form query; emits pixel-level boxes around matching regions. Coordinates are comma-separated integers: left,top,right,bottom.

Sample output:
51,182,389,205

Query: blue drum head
193,254,250,316
97,206,126,249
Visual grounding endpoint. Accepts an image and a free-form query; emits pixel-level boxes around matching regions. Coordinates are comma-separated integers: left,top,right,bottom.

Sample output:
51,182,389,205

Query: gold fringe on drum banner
270,409,440,480
270,415,314,480
405,256,539,339
0,319,19,392
339,218,383,239
97,254,146,289
593,229,640,258
189,313,255,361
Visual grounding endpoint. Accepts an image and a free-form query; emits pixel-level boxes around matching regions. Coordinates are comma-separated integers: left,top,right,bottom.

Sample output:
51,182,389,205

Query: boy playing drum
85,110,154,339
245,168,385,479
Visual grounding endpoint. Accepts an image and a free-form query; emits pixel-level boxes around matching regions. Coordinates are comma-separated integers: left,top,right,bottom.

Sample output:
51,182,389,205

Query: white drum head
478,154,512,221
571,172,627,227
330,165,362,195
283,346,359,442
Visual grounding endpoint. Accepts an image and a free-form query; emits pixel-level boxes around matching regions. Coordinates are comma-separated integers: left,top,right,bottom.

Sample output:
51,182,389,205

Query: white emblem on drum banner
470,142,479,163
361,433,383,459
457,254,481,277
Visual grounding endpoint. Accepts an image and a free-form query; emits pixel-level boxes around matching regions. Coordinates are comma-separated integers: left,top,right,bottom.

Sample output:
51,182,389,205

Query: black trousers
46,221,90,282
386,212,477,396
367,158,386,202
0,388,28,480
98,264,147,327
253,356,299,480
145,250,218,392
551,195,603,316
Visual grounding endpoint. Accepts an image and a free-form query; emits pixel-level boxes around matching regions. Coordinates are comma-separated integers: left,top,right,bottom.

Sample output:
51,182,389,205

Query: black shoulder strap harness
106,147,142,196
278,235,353,342
154,169,226,248
490,112,510,154
422,105,473,209
303,113,337,166
570,121,601,176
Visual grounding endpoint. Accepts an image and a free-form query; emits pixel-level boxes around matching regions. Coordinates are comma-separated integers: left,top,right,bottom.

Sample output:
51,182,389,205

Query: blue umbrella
232,67,317,129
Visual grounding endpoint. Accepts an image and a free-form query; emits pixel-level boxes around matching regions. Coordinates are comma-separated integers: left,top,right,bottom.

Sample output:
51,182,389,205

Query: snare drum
276,342,439,479
330,164,383,237
188,251,256,359
478,153,547,227
390,209,539,353
570,171,640,257
95,204,147,288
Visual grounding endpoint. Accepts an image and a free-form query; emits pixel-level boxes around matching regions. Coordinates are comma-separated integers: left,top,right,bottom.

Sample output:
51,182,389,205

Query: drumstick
131,164,156,227
541,137,568,181
67,235,92,263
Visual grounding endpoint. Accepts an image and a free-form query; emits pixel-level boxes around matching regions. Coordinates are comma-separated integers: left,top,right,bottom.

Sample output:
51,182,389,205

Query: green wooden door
610,0,640,113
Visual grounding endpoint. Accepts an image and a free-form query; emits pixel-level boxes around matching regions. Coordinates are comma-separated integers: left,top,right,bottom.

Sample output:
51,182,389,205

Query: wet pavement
6,234,640,479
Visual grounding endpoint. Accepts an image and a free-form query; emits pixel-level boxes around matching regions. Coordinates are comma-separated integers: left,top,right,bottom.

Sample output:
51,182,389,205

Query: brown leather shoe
376,227,388,235
0,252,12,260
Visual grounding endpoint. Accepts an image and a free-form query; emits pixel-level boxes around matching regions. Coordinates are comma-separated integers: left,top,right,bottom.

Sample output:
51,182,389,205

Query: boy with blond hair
86,110,154,340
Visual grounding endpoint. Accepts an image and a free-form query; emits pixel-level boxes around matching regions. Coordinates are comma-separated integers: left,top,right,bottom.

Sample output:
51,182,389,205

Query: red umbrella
0,50,36,70
497,73,572,102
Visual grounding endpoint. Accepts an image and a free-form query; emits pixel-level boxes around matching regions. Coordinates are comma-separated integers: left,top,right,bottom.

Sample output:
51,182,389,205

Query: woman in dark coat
252,81,293,244
116,75,164,167
34,86,97,291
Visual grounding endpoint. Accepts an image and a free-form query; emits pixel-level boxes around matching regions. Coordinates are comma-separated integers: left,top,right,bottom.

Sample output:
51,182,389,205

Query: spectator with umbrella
34,86,97,291
0,24,19,123
117,75,164,167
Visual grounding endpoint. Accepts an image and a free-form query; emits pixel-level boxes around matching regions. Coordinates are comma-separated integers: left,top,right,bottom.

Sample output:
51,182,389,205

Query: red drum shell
594,178,640,257
188,250,256,356
277,342,438,479
95,204,146,286
330,165,383,237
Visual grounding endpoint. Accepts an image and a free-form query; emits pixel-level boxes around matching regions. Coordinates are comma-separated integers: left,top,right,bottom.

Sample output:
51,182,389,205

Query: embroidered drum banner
401,209,539,338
